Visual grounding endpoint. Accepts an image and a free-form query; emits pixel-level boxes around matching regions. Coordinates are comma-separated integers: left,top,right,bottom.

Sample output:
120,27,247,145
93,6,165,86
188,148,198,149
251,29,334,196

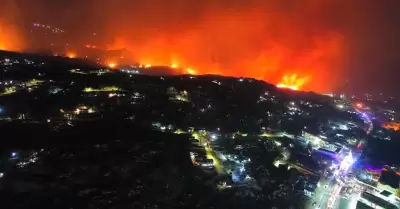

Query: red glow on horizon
66,52,77,58
383,122,400,131
0,21,23,52
276,84,298,91
108,62,117,69
1,0,350,93
101,0,345,93
104,31,342,92
185,68,197,75
276,74,309,91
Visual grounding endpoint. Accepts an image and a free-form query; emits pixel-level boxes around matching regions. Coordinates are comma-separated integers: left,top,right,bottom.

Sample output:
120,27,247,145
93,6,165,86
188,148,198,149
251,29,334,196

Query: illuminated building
358,191,400,209
302,131,324,147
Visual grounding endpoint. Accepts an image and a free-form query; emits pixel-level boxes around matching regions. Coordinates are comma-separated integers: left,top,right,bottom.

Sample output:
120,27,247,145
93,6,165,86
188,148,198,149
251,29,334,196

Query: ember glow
108,62,117,69
0,21,23,51
66,52,77,59
100,0,345,92
276,74,310,91
382,122,400,131
107,31,342,92
2,0,355,92
186,68,197,75
0,0,24,51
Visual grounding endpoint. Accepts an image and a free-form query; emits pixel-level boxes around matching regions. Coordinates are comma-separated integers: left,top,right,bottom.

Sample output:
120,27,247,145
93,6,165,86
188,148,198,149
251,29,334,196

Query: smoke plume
0,0,25,51
5,0,371,92
100,0,349,91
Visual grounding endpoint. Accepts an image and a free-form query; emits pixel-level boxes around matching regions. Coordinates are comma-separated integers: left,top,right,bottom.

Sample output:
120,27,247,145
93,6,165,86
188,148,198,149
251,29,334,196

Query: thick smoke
101,0,348,92
5,0,365,92
0,0,25,51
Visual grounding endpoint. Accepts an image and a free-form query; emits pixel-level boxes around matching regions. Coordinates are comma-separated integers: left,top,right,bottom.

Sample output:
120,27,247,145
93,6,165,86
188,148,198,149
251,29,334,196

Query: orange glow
353,102,370,110
355,102,363,108
108,62,117,68
383,122,400,131
276,74,309,90
0,1,25,52
85,44,97,49
276,84,298,91
186,68,197,75
102,0,344,92
2,0,351,92
0,21,24,51
66,52,77,58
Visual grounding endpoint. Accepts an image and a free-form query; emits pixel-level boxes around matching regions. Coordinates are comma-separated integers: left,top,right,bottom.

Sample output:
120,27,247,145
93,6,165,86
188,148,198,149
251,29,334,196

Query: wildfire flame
108,62,117,69
66,52,77,59
2,0,348,93
103,1,343,93
186,68,197,75
0,21,23,51
276,74,309,91
0,0,24,52
383,122,400,131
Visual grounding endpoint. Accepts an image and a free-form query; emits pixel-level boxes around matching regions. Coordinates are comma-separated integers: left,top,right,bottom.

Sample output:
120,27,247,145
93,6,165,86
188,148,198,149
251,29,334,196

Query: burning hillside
99,0,346,92
1,0,353,92
0,0,25,51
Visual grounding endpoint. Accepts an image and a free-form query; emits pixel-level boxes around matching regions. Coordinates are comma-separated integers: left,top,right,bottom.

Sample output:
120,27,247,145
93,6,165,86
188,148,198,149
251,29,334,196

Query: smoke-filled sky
1,0,400,93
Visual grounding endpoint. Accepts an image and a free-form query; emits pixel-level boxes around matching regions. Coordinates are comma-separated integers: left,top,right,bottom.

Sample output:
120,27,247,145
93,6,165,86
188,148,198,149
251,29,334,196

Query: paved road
192,132,225,174
304,177,335,209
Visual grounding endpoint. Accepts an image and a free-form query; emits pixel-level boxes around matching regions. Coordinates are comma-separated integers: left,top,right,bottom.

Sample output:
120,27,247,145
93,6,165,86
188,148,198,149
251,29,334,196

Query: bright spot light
333,170,339,176
66,52,76,59
276,74,308,91
108,63,117,68
339,152,354,171
273,160,281,168
11,152,16,157
171,64,178,68
186,68,197,75
145,64,152,68
355,102,363,108
75,108,81,115
276,83,298,91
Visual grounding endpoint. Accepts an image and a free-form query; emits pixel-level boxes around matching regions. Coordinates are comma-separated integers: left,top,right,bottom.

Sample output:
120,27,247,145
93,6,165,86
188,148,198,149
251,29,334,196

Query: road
327,184,342,209
305,170,360,209
304,177,334,209
192,132,225,174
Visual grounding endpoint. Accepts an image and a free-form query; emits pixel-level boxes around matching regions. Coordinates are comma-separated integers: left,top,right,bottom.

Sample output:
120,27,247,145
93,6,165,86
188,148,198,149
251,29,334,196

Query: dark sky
2,0,400,94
